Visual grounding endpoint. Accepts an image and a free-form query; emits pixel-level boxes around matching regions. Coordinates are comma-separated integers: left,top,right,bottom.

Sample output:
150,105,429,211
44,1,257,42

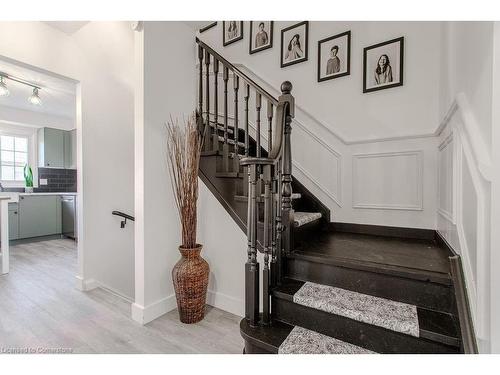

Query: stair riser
285,258,457,314
272,297,460,354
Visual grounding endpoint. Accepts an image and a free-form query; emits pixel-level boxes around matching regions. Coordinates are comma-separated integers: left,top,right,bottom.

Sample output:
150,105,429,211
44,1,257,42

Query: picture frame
249,21,274,55
317,30,351,82
280,21,309,68
223,21,244,46
363,36,404,93
199,22,217,34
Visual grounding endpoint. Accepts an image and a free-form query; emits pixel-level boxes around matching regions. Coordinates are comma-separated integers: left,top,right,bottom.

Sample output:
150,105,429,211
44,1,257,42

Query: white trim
131,294,177,325
352,151,424,211
437,132,455,223
437,94,492,181
207,290,244,317
247,119,343,207
437,95,492,342
75,276,98,291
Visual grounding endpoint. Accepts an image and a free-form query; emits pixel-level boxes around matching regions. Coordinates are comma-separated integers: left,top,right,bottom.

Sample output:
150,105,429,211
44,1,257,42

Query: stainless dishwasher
61,196,76,240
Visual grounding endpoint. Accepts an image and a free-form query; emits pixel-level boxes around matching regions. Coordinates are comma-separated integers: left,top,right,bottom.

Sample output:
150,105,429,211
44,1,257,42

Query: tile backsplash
36,168,77,192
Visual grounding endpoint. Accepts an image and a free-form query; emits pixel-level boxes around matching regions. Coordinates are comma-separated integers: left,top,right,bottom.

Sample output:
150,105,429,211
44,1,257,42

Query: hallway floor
0,239,243,353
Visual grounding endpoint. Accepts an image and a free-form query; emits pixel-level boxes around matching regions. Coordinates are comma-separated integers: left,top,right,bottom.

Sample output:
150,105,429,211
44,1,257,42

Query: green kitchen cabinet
64,129,77,169
38,127,65,168
8,202,19,241
18,195,61,239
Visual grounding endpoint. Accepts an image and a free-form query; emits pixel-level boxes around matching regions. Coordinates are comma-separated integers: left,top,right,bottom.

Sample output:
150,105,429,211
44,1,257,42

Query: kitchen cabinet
38,127,65,168
18,195,61,239
8,203,19,241
64,129,77,169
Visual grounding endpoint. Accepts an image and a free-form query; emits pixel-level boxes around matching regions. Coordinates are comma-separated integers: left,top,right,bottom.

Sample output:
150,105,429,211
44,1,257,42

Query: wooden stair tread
272,279,460,349
293,211,322,227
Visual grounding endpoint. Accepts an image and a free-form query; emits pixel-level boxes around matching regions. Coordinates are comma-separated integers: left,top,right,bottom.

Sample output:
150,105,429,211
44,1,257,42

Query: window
0,135,29,182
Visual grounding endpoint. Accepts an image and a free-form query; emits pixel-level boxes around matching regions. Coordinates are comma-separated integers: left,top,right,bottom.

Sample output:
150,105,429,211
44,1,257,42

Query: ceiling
43,21,89,35
0,58,76,120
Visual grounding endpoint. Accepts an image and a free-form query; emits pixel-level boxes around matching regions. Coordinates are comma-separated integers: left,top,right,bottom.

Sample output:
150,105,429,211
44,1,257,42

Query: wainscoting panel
438,134,454,222
292,122,342,206
352,151,423,211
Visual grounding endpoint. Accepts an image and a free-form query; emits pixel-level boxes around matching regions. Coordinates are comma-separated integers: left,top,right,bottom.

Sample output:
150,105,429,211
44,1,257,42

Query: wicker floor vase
172,244,209,324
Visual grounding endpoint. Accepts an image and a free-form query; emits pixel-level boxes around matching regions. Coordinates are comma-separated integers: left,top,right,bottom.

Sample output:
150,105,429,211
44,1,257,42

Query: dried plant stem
166,113,203,249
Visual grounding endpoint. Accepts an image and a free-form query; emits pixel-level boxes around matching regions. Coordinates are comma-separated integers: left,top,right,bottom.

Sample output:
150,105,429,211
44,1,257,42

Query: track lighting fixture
0,73,42,106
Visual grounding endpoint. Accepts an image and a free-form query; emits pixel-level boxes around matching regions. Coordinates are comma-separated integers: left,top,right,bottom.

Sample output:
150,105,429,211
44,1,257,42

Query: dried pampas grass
166,113,203,249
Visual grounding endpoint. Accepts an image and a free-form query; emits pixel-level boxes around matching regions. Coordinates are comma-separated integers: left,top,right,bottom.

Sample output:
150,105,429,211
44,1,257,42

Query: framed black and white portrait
317,30,351,82
223,21,243,46
363,37,404,93
280,21,309,68
249,21,273,54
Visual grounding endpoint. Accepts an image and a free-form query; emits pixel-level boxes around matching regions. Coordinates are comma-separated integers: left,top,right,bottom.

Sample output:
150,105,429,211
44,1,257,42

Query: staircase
195,38,474,354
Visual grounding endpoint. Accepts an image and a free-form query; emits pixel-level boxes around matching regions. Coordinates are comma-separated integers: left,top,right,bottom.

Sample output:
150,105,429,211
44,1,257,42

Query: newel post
280,81,294,256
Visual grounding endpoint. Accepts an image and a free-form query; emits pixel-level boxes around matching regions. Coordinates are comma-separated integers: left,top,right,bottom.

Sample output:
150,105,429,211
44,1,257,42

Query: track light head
0,76,9,97
28,87,42,106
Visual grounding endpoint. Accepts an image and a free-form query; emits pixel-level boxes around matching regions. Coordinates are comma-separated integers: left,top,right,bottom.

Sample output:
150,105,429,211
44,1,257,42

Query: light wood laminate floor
0,239,243,353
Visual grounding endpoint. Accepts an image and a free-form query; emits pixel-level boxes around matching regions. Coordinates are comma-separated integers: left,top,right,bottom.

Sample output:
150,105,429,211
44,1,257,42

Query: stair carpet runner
277,282,420,354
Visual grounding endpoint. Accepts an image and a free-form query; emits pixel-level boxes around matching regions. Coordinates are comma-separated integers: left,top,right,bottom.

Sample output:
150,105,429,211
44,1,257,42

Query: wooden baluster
212,58,219,152
280,82,294,256
274,158,282,285
267,101,273,153
222,66,229,172
245,164,259,326
204,50,211,151
233,75,240,173
242,85,250,197
198,45,203,133
262,164,272,325
256,93,262,157
244,84,250,157
270,161,278,287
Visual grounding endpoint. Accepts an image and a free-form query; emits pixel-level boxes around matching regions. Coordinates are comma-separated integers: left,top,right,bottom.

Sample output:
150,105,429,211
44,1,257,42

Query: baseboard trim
449,255,478,353
330,222,435,240
207,290,244,318
131,294,177,325
435,231,459,257
75,276,98,291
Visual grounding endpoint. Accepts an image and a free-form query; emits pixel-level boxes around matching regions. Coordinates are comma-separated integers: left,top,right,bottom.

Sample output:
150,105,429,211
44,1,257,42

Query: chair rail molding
352,150,424,211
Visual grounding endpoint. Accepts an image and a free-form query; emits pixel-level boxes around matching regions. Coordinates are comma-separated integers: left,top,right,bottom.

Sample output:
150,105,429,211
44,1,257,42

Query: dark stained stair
195,37,470,354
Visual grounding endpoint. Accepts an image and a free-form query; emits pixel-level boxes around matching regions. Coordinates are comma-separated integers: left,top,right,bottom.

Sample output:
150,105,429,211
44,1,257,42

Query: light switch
40,178,48,185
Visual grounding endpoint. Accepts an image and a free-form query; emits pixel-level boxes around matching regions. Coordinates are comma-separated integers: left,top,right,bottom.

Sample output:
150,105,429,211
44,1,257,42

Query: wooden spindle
198,45,203,133
244,84,250,157
280,82,294,255
262,165,272,325
233,75,240,173
204,50,211,150
267,101,273,153
256,93,262,157
245,164,259,326
222,66,229,172
212,59,219,151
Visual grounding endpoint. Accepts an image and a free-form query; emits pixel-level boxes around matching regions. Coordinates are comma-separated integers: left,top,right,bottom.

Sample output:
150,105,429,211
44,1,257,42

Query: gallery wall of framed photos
198,21,442,141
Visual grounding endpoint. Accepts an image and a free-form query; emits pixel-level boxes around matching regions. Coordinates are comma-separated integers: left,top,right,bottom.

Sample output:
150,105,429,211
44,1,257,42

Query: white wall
0,22,136,300
133,21,197,324
0,105,74,130
437,22,495,353
200,21,442,142
197,22,442,229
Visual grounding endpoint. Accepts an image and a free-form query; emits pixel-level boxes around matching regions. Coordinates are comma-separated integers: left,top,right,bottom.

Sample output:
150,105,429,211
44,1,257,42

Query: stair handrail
195,38,295,328
196,38,278,107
